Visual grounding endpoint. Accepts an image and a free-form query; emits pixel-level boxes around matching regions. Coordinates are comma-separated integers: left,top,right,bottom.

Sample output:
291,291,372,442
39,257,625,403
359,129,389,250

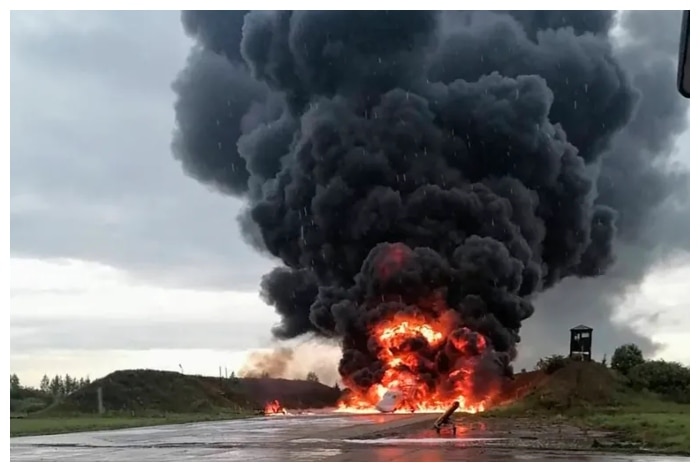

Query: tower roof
570,324,593,331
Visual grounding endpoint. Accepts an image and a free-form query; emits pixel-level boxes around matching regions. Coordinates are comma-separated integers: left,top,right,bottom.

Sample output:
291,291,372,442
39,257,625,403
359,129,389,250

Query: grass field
10,412,253,438
479,393,690,455
578,408,690,455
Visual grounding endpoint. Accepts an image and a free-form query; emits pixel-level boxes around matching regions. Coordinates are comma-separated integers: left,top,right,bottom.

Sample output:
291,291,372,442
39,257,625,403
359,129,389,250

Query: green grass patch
470,392,690,455
577,408,690,455
10,411,254,438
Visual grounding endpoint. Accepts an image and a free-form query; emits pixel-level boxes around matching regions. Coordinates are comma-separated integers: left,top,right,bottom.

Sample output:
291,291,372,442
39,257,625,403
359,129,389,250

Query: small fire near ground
264,400,288,415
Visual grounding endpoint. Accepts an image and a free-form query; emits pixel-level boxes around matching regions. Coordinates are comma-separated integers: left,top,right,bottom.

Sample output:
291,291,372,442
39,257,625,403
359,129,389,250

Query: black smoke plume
172,11,687,396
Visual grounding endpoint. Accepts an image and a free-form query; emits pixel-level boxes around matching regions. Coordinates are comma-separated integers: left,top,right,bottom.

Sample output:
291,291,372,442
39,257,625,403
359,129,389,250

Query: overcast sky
10,10,689,387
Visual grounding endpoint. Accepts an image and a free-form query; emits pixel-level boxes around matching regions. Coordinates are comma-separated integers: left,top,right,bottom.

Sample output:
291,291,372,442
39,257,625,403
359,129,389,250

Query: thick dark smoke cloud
172,11,688,387
519,10,689,365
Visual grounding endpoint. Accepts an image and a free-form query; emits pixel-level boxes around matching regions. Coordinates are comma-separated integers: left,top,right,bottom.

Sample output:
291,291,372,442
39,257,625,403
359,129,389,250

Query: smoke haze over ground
171,11,689,390
238,342,340,385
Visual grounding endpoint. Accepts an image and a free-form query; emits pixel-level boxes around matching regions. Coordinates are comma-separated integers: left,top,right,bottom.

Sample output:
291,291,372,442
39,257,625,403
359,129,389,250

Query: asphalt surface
10,413,690,462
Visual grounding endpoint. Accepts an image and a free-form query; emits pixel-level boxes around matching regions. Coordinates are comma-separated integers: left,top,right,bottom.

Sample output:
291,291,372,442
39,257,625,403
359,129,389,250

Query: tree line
243,371,321,383
11,373,91,399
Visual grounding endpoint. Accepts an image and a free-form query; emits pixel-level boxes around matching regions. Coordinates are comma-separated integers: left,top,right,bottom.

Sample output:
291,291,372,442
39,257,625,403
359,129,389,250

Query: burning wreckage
172,11,660,416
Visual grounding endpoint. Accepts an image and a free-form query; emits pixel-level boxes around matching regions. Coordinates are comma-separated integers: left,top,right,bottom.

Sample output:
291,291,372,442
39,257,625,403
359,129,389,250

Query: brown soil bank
496,361,629,411
41,369,341,415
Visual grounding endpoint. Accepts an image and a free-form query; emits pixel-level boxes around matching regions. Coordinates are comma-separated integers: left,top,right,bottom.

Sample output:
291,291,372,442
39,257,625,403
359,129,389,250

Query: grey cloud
10,11,275,291
519,11,689,364
11,317,277,352
10,11,689,366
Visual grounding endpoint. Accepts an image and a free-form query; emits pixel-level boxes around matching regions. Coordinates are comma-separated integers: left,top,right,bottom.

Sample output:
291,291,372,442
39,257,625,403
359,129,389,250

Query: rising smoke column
480,11,689,362
172,11,653,399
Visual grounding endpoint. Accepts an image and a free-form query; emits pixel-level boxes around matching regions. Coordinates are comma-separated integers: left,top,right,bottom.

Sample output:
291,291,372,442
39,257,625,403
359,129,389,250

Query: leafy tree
49,375,63,398
63,374,86,394
611,343,644,376
40,375,50,392
535,355,569,374
306,372,319,382
64,374,75,395
10,374,20,391
628,360,690,403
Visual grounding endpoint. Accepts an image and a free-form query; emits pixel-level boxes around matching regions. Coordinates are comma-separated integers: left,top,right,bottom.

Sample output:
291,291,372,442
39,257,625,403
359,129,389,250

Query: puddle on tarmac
344,437,507,445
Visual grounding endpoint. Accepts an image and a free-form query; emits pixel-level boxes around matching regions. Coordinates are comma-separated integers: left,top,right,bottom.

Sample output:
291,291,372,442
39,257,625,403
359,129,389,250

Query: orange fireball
336,310,494,414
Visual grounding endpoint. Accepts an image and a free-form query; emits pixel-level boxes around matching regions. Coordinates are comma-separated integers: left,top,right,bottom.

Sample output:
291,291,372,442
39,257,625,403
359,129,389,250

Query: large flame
336,311,493,414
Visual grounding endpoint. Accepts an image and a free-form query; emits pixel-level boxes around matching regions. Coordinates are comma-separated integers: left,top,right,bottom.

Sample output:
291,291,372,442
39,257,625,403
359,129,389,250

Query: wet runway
10,414,690,462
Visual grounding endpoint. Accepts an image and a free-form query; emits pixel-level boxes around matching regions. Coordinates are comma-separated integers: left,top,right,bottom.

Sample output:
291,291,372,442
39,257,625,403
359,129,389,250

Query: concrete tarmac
10,413,690,462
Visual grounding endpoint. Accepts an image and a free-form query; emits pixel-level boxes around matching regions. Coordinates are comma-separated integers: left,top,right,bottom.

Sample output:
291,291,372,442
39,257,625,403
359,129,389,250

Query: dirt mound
43,369,341,415
520,361,628,411
234,377,342,409
497,369,549,403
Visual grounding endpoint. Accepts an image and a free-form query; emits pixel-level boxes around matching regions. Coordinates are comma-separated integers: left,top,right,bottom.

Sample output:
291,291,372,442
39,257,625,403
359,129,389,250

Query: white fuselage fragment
375,389,403,413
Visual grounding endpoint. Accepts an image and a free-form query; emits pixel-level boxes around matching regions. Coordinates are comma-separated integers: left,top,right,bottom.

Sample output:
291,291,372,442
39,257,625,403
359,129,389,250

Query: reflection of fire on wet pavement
260,400,608,455
370,415,641,455
11,413,690,462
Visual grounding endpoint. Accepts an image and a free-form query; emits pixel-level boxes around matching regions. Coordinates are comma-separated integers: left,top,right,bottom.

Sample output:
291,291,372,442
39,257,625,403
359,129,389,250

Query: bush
10,396,51,414
628,360,690,403
306,372,319,383
536,355,570,374
611,344,644,376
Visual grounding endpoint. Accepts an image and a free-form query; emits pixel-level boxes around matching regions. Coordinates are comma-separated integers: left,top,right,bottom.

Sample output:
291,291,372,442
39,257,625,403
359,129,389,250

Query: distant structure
569,325,593,361
97,386,104,415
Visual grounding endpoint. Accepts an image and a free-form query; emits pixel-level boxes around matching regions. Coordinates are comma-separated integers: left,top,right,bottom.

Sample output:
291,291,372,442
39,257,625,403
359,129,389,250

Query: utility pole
97,387,104,415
